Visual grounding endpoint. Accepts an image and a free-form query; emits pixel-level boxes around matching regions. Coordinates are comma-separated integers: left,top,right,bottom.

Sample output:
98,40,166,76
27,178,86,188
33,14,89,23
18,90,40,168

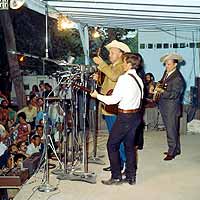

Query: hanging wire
192,31,196,77
157,27,200,42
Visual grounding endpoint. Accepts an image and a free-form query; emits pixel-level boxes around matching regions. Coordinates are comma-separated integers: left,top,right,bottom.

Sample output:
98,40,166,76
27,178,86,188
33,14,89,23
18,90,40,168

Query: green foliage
8,8,138,75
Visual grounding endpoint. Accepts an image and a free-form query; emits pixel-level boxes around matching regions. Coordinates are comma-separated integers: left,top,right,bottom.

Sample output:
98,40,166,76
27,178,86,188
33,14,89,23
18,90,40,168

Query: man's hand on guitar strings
90,72,99,81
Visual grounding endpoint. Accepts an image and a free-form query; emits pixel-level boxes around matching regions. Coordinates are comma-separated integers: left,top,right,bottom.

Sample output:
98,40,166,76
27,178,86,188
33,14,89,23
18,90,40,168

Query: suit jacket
97,59,124,115
159,69,185,116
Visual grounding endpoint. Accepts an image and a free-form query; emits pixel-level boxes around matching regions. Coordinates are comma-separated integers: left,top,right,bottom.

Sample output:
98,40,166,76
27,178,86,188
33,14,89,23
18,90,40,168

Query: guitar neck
72,83,91,93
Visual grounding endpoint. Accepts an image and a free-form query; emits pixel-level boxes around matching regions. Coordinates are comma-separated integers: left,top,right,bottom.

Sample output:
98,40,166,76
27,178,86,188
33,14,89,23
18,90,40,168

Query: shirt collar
125,68,137,75
112,59,123,67
167,68,176,77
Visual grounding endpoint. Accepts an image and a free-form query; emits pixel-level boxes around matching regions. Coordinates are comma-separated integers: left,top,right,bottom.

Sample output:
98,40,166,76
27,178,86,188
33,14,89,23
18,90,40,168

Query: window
156,43,162,49
196,43,200,48
140,44,145,49
173,43,178,48
148,44,153,49
163,43,169,49
189,43,195,48
180,43,186,48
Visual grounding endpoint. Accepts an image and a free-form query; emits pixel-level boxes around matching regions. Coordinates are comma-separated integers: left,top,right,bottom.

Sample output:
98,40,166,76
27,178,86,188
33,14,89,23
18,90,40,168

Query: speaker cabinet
195,77,200,108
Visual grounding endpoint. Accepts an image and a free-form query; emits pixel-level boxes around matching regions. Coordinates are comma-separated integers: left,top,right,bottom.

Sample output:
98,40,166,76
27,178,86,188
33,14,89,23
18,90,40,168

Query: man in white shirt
91,53,144,185
26,135,41,156
92,40,131,171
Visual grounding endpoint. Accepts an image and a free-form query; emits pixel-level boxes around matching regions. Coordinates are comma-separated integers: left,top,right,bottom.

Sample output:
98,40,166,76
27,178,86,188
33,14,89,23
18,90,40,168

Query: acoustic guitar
72,83,118,115
153,82,168,102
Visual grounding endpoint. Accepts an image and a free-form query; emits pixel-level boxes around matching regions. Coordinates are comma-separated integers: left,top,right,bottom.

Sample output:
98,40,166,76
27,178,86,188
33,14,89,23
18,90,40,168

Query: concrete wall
11,75,57,99
138,29,200,104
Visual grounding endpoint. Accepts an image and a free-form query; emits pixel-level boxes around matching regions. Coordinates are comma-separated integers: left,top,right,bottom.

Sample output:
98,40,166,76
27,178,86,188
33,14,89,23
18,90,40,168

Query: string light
18,55,25,62
57,14,75,31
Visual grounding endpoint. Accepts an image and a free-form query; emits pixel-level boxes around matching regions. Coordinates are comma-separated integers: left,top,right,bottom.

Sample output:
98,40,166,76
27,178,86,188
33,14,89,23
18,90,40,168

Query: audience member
17,141,29,158
39,82,45,97
0,144,18,169
35,98,44,125
26,135,41,156
11,112,31,143
17,101,37,129
0,100,10,128
0,90,9,104
29,85,40,97
145,72,156,99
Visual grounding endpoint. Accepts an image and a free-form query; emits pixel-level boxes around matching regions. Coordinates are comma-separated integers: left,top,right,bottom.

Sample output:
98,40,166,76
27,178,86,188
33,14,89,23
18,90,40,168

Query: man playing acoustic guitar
156,53,185,161
91,53,144,185
92,40,131,172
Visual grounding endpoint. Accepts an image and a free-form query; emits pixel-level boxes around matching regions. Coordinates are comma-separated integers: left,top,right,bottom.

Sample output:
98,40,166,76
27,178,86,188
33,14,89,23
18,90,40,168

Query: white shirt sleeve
97,76,125,105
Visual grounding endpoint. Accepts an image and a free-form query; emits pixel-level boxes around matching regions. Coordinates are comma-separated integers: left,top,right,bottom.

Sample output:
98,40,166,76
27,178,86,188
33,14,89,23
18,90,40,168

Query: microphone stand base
88,156,105,165
38,183,57,193
57,172,72,180
70,171,97,184
51,168,64,175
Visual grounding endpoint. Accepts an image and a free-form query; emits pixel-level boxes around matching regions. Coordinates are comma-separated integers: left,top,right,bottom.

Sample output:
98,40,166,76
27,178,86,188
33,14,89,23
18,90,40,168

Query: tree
0,11,26,108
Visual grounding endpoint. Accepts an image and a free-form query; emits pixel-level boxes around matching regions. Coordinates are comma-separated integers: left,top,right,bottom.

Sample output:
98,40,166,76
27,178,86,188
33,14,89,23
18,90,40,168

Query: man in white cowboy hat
156,52,185,161
92,40,131,172
91,53,143,185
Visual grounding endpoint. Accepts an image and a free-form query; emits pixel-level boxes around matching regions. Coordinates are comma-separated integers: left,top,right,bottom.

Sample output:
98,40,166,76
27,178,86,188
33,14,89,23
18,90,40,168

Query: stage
13,130,199,200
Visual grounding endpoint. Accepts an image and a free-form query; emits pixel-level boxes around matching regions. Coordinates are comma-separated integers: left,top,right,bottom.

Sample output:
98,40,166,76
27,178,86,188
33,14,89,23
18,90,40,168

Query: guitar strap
128,73,143,108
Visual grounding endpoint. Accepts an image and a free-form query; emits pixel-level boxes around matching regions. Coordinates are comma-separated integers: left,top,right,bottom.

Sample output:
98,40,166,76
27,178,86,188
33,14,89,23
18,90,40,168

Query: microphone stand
51,117,64,175
56,87,73,180
70,69,96,184
56,80,81,180
88,80,105,165
38,100,57,192
38,6,59,189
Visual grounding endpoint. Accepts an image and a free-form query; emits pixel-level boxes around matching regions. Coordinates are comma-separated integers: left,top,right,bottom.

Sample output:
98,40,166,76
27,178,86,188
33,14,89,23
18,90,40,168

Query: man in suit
92,40,131,171
156,53,185,161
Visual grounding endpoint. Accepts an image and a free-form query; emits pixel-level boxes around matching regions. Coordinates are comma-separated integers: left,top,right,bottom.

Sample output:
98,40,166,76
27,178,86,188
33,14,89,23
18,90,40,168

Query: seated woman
10,112,31,143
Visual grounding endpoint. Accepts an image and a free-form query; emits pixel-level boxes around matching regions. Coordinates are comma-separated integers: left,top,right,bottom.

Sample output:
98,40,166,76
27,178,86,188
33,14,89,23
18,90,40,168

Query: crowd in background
0,82,65,171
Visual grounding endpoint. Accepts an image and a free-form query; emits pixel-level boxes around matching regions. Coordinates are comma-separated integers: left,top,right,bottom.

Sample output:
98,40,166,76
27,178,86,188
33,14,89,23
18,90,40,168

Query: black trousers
159,98,182,156
159,104,181,156
107,112,141,179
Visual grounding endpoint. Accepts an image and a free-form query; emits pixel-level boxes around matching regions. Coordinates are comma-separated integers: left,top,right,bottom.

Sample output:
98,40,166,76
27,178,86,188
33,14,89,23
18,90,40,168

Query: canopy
26,0,200,30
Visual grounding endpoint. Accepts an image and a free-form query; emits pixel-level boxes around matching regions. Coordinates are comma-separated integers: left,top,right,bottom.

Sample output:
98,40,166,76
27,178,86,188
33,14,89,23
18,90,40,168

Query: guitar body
103,89,118,115
153,82,168,102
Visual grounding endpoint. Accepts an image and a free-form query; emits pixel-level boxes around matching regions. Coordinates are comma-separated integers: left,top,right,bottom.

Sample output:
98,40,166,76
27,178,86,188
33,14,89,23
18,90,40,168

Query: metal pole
42,3,48,75
38,2,57,192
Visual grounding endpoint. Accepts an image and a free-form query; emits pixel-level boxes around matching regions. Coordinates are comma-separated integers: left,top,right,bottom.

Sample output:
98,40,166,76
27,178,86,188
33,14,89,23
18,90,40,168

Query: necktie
163,73,168,82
